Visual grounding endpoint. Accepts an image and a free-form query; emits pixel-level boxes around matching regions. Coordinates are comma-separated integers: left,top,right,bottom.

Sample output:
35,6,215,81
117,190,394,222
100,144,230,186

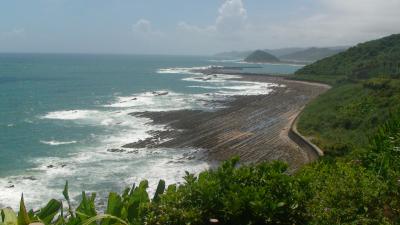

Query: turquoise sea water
0,54,302,209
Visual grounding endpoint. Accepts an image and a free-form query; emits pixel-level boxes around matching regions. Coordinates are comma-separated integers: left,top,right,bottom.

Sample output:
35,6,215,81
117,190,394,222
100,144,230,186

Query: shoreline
125,73,330,170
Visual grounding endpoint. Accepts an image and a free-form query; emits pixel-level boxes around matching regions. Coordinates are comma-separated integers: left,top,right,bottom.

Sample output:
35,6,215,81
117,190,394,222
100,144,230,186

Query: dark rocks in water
6,184,15,188
131,97,137,100
122,129,179,149
23,176,37,181
127,150,139,154
46,164,66,169
152,91,169,96
107,148,126,153
167,160,185,164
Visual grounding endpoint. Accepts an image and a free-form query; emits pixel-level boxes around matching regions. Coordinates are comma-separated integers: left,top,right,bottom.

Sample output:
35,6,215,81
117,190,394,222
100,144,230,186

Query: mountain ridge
244,50,280,63
296,34,400,80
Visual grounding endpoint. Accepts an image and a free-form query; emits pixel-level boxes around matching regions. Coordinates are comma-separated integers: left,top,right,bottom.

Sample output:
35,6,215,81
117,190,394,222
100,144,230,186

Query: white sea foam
207,59,242,63
181,72,279,96
182,74,242,83
40,140,78,146
1,107,192,209
41,110,100,120
0,146,208,210
1,64,282,210
157,66,222,75
104,91,217,112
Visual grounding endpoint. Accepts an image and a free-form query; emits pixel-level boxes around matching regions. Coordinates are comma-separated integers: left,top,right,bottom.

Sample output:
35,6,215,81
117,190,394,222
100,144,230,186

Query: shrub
363,78,391,90
299,161,389,225
146,158,310,225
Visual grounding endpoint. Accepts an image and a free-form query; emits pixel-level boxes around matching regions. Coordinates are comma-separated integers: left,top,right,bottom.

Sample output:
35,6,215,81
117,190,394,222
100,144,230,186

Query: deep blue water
0,53,302,208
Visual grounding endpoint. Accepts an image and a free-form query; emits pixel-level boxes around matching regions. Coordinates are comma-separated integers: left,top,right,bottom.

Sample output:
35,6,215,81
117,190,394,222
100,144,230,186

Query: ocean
0,53,302,209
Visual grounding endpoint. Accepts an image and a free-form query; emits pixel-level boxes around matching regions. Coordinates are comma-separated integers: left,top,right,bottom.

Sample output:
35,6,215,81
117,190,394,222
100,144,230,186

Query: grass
297,78,400,157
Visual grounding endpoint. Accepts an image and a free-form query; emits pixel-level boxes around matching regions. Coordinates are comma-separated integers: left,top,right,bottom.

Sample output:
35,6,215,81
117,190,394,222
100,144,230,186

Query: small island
244,50,280,63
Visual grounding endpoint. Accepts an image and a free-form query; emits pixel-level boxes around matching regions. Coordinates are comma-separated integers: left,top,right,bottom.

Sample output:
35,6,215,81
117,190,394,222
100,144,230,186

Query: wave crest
40,140,78,146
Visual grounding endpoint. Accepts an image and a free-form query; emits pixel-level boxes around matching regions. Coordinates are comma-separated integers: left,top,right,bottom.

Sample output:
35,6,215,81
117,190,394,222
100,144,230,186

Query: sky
1,0,400,55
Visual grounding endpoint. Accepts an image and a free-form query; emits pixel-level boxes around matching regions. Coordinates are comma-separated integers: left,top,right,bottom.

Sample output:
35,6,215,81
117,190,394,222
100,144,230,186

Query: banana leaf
152,180,165,203
18,195,30,225
36,199,62,224
1,208,18,225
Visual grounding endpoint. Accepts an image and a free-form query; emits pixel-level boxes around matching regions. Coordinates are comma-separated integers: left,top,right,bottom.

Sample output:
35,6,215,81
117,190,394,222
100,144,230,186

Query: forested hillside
296,34,400,82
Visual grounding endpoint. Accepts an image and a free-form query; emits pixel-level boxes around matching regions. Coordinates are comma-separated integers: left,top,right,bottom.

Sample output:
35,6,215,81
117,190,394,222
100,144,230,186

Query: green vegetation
296,34,400,157
2,34,400,224
2,114,400,224
296,34,400,83
2,120,400,224
294,33,400,223
298,79,400,156
280,47,346,63
244,50,280,63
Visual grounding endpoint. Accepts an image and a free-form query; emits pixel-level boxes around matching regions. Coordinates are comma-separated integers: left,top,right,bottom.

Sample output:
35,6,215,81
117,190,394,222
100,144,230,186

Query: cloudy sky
1,0,400,55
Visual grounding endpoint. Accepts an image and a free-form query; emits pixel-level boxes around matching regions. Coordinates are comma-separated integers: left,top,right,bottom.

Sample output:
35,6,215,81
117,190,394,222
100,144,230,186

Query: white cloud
206,0,400,49
133,19,152,33
177,0,248,37
128,0,400,54
215,0,247,33
297,0,400,44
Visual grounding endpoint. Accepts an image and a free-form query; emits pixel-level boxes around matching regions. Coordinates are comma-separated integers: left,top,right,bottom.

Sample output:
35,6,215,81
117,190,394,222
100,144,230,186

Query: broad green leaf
62,181,69,202
18,195,30,225
62,181,73,217
82,214,128,225
126,181,150,223
152,180,165,203
76,192,97,220
101,193,122,225
138,180,148,190
27,209,36,222
1,208,18,225
36,199,62,224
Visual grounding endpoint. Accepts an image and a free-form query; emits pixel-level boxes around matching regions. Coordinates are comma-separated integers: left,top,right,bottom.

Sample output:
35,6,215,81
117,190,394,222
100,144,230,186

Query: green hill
296,34,400,82
244,50,280,63
280,47,346,62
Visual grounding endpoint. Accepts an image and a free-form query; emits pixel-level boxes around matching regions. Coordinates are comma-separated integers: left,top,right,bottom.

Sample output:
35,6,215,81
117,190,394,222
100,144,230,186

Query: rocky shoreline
124,74,329,170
